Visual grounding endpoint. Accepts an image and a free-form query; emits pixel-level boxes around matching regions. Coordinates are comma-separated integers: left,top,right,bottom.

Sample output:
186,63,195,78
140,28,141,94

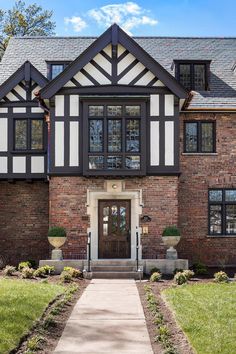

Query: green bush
183,269,195,280
60,271,73,283
173,268,183,275
63,267,82,278
26,335,44,351
18,261,32,271
192,262,208,275
21,267,34,279
214,271,229,283
48,226,66,237
3,265,16,276
149,267,161,275
162,226,180,236
174,272,187,285
150,272,162,282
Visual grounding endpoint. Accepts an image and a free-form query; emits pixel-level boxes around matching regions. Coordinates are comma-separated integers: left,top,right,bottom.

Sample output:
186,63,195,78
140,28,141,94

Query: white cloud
88,2,158,35
64,16,87,32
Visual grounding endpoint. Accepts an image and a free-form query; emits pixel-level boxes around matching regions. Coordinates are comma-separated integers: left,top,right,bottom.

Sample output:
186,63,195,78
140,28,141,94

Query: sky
0,0,235,37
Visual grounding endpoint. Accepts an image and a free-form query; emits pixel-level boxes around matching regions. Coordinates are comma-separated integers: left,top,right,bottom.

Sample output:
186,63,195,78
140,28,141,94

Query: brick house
0,24,236,269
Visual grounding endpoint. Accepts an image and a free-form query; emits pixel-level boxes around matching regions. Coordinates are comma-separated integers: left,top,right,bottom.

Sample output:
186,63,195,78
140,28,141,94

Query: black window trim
47,61,72,80
184,120,216,153
175,60,211,91
13,117,45,153
208,188,236,236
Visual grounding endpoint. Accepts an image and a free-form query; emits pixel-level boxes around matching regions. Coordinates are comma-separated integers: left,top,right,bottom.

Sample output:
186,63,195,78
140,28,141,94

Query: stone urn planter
48,226,67,260
162,226,181,260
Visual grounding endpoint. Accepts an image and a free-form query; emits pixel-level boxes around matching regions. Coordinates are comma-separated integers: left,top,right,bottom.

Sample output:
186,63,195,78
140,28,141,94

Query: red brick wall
178,112,236,266
49,176,178,259
0,182,49,266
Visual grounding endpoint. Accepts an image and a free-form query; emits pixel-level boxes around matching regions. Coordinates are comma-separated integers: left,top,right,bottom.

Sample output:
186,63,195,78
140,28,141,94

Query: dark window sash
184,121,215,153
13,118,45,152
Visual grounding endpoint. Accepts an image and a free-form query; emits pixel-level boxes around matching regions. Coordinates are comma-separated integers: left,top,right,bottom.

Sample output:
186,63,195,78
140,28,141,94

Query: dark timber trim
40,24,188,99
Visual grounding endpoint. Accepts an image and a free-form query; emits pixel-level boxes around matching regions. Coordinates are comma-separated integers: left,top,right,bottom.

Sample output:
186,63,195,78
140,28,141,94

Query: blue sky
0,0,235,37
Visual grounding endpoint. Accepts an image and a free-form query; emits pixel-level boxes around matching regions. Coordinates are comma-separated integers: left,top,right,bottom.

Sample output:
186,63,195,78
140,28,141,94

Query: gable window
14,119,44,151
184,121,215,153
84,102,145,175
209,189,236,235
47,62,71,80
175,61,210,91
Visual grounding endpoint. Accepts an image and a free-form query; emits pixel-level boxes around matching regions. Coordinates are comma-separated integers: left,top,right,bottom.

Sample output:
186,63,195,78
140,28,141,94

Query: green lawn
163,282,236,354
0,278,64,354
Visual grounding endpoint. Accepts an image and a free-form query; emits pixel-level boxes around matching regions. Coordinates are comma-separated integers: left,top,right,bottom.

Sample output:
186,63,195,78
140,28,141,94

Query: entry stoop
86,260,143,280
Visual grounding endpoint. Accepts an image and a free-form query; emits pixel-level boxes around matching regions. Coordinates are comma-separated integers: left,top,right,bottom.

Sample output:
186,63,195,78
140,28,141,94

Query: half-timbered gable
0,62,48,179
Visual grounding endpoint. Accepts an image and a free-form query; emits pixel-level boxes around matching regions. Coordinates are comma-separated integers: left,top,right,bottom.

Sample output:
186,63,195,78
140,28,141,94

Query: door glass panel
89,105,104,116
126,119,140,152
111,205,118,233
89,120,103,152
201,122,213,152
226,205,236,234
120,206,126,234
108,120,121,152
209,205,222,234
107,106,122,117
125,105,140,116
185,122,197,152
89,156,104,169
126,156,140,169
15,119,27,150
107,156,122,169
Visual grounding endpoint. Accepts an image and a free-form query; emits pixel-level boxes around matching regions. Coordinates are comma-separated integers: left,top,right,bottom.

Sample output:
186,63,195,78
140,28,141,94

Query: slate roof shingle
0,36,235,109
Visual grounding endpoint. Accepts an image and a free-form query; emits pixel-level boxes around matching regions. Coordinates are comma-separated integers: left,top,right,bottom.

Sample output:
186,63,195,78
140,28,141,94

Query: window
87,104,143,172
47,62,71,80
184,121,215,153
14,119,44,151
209,189,236,235
175,61,210,91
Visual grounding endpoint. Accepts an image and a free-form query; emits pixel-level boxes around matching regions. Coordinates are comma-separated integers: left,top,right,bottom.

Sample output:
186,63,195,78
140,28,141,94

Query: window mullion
122,111,126,169
104,109,107,169
198,121,201,153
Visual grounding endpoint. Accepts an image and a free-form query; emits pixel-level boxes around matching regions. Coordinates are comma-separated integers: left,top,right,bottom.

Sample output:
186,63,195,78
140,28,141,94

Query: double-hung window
209,189,236,235
84,103,145,175
14,119,44,151
184,121,215,153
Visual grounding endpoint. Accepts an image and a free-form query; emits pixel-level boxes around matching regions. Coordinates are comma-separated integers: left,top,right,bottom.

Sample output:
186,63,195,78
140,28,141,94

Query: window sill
207,235,236,238
12,150,46,155
182,153,218,156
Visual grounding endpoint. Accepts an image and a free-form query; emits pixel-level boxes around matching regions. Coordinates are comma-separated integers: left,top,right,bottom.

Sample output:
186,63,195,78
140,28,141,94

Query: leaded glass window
126,120,140,152
15,120,27,150
177,62,208,91
89,120,103,152
107,156,122,169
108,120,121,152
51,64,64,79
89,156,104,169
209,189,236,235
31,120,43,150
14,119,44,151
179,64,191,90
184,121,215,153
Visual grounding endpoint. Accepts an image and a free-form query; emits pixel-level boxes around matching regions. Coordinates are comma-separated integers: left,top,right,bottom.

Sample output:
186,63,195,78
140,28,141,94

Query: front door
98,200,131,258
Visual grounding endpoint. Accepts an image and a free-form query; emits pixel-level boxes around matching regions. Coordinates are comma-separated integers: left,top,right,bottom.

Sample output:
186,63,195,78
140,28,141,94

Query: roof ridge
11,36,236,40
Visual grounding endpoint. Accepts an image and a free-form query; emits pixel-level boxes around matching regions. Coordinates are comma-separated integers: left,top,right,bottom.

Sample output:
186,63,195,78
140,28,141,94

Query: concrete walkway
54,279,153,354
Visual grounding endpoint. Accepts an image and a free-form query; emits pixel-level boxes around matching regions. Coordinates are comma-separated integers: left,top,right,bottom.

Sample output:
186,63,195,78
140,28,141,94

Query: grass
0,278,64,354
163,282,236,354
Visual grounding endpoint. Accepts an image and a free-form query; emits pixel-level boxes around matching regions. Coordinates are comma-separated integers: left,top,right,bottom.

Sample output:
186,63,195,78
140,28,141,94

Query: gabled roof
39,24,187,99
0,30,236,108
0,61,48,101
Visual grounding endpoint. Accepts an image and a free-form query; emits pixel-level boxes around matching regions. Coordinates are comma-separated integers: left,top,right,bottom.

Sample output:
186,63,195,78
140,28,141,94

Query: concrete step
91,260,137,267
90,271,142,279
91,265,137,272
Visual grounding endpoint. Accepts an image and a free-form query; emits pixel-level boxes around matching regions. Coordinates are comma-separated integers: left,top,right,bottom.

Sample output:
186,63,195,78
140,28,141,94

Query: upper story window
47,62,71,80
175,60,211,91
83,102,146,176
184,121,215,153
14,119,44,151
209,189,236,235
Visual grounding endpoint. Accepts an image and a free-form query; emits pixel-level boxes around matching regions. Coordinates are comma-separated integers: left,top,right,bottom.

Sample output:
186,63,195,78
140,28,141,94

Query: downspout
34,91,50,177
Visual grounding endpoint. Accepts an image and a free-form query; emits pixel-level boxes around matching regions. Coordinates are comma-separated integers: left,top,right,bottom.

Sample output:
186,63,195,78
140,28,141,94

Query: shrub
48,226,66,237
21,266,34,279
34,265,55,278
18,261,32,271
63,266,82,278
192,262,208,275
43,315,57,329
42,265,55,275
60,271,73,283
183,269,195,280
173,268,183,275
149,267,161,275
26,335,44,351
162,226,180,237
3,265,16,276
214,271,229,283
174,272,187,285
150,272,162,282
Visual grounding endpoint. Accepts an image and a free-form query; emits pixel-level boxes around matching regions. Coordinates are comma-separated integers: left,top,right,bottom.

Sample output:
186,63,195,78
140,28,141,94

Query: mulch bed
137,278,212,354
0,273,89,353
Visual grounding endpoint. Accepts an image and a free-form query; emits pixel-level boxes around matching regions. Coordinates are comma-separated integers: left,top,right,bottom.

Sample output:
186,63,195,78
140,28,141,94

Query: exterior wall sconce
112,184,117,189
141,215,152,222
